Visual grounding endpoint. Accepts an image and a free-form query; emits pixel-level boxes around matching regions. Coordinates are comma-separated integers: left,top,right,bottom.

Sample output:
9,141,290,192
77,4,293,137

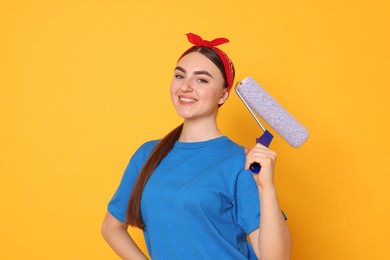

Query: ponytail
126,124,183,229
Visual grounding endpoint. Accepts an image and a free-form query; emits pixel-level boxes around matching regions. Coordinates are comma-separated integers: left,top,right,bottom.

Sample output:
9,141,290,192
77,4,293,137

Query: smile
179,96,198,103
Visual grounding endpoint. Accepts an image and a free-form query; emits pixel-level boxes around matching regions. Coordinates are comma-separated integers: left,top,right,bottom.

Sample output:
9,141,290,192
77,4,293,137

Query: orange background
1,0,389,259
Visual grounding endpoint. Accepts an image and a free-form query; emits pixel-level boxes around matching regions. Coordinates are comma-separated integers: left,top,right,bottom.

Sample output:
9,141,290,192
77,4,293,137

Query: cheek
203,87,223,101
169,82,177,101
169,80,175,93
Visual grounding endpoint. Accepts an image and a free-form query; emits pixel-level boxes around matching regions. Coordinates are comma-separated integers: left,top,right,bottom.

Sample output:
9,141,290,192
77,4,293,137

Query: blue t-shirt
108,136,260,259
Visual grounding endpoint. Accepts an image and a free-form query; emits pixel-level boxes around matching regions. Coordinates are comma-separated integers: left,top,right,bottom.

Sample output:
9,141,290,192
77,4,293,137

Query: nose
180,77,193,92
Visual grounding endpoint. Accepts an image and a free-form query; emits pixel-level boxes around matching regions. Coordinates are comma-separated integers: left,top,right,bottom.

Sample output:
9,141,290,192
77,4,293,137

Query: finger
245,152,277,170
247,150,276,163
252,143,275,153
249,146,277,158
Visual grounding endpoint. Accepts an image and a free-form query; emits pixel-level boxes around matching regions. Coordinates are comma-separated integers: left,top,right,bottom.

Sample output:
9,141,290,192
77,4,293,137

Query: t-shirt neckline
174,136,228,149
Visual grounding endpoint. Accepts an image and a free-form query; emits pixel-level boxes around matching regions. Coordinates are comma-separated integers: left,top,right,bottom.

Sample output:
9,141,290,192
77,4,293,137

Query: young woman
101,33,291,260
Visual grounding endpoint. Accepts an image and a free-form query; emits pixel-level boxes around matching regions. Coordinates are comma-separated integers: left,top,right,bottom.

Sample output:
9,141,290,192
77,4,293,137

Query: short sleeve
107,140,158,223
235,169,261,234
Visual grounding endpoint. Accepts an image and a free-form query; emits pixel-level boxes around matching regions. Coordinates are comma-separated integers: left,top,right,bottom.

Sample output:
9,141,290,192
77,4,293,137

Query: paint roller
235,76,309,173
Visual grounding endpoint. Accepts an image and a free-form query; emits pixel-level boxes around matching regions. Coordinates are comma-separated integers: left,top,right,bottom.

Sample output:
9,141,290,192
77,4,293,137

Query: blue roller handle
250,130,274,174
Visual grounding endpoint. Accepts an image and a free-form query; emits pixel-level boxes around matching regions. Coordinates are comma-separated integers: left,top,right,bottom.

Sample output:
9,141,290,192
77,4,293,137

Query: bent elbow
101,219,110,240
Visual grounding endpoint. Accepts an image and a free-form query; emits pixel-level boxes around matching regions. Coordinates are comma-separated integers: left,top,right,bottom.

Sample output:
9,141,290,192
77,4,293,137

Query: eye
197,78,208,84
175,74,184,79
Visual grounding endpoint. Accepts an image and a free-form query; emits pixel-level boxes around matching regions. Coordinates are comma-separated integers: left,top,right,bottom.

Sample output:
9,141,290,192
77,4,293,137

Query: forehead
177,52,220,73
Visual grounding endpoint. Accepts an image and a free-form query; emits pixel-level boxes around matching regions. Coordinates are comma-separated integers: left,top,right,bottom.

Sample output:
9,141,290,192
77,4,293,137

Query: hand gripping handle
249,130,274,174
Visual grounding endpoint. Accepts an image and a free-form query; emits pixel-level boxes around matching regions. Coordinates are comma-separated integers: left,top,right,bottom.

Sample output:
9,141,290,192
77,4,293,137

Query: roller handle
250,130,274,174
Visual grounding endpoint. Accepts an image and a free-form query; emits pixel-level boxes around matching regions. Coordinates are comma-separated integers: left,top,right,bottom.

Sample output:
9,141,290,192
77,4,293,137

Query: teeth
180,97,197,102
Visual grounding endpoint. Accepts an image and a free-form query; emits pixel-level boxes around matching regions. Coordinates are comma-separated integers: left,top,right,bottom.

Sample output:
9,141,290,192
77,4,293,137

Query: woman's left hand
244,143,277,191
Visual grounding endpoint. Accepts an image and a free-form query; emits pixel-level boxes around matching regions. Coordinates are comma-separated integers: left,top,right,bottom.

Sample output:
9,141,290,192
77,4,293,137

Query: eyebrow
174,66,214,78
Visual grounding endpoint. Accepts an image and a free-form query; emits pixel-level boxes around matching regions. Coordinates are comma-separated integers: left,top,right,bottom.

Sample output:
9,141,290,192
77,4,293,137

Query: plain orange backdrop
1,0,389,259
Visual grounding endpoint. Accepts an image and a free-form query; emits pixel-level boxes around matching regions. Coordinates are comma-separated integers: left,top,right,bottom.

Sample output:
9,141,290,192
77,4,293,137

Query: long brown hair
126,46,233,229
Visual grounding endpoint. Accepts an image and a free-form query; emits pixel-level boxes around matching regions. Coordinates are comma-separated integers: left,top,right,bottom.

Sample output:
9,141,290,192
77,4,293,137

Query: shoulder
132,139,159,159
120,139,160,179
137,139,160,153
212,137,248,174
222,137,246,159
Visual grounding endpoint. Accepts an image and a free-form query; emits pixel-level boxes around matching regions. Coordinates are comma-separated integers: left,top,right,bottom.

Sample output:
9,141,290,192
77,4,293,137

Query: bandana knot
186,33,229,48
180,33,235,93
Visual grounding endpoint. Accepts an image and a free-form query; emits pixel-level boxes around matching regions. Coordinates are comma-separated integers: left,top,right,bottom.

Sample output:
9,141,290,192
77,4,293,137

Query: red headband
179,33,235,92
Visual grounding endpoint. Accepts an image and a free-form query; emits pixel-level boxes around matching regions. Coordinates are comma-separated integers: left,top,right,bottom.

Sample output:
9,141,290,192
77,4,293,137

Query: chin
176,111,196,119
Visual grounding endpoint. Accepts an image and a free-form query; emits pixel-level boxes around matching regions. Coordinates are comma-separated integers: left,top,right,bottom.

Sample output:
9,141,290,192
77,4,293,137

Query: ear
218,90,229,105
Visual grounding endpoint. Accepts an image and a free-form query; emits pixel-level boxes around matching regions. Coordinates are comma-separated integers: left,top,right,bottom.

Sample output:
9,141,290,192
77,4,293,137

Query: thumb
244,147,250,155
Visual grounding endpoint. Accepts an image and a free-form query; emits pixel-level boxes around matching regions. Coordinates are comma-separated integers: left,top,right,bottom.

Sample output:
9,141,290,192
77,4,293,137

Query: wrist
257,184,277,197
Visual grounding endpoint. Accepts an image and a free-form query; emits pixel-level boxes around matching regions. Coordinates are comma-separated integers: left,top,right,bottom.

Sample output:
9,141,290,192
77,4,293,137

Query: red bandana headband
180,33,235,92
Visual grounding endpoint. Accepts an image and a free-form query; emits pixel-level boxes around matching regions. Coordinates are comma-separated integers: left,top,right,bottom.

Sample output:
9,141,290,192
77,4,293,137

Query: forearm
258,187,291,260
101,213,148,260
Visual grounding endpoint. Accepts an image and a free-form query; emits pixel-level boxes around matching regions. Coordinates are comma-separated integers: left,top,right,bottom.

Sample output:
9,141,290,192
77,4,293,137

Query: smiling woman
101,33,291,260
170,52,228,121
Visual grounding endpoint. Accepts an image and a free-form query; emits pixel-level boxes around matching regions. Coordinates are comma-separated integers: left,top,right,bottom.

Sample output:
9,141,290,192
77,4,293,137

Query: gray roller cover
236,76,309,148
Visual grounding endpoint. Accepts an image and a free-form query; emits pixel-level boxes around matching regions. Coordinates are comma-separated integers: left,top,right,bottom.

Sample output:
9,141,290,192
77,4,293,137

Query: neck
178,117,223,142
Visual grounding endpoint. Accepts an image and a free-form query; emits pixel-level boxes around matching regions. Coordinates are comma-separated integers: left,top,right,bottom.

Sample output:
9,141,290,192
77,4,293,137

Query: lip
178,95,198,104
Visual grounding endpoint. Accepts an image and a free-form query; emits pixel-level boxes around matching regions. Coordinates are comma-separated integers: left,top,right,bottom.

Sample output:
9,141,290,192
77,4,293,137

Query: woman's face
170,51,228,121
